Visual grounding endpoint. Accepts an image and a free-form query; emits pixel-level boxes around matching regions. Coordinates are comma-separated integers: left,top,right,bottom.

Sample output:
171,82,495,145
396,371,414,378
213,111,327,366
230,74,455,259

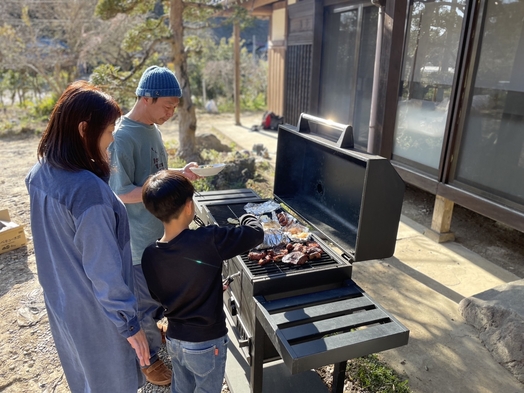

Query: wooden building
234,0,524,241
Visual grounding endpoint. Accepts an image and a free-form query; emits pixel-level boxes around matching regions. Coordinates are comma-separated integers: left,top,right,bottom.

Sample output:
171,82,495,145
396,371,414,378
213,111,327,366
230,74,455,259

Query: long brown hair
37,80,121,179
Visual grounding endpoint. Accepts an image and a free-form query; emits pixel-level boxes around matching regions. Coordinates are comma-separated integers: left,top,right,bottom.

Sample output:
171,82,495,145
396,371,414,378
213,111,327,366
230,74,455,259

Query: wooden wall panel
267,45,286,116
284,44,312,126
287,0,315,46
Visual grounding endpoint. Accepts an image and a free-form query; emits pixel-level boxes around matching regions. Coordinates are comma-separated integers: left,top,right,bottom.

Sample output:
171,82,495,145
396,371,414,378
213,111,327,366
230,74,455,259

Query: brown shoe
142,359,172,386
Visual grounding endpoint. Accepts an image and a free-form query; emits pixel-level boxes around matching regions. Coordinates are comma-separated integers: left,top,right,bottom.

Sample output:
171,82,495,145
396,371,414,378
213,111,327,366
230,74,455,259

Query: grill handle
297,113,354,149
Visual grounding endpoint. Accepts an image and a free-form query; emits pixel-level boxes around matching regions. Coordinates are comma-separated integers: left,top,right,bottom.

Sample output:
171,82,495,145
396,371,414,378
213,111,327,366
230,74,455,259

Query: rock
17,288,47,327
211,156,256,190
196,133,231,152
459,279,524,383
252,143,265,155
251,143,270,158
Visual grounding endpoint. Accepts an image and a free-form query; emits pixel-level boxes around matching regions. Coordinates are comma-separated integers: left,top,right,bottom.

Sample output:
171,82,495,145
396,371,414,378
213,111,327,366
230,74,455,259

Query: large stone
459,279,524,383
196,133,231,152
211,155,256,190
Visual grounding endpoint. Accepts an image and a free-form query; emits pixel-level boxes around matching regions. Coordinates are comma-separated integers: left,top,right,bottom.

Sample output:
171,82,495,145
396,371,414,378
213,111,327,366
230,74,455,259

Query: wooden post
424,195,456,243
234,22,241,126
202,77,206,106
253,34,256,65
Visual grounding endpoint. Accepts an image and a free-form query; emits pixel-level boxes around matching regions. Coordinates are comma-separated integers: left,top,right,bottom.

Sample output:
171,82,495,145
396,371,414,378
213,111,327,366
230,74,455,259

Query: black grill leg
250,318,264,393
332,360,347,393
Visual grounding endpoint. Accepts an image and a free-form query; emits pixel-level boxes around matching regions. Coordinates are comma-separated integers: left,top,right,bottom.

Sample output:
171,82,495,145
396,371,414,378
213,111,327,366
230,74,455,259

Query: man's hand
127,328,151,367
181,162,200,181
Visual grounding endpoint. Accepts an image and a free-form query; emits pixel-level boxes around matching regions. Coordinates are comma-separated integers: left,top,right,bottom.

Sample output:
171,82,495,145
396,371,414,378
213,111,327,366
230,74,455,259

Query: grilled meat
282,251,308,265
248,251,267,261
252,241,323,265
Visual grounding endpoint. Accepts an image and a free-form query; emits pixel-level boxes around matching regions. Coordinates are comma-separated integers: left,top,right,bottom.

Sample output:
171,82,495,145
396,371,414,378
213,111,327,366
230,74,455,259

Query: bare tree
95,0,250,163
0,0,128,96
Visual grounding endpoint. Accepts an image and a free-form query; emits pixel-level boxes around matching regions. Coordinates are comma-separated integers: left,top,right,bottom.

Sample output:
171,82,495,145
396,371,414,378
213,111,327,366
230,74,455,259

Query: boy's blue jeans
165,334,228,393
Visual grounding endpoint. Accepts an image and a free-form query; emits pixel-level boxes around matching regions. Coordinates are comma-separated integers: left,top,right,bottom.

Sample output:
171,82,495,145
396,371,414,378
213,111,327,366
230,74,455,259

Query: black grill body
193,114,409,393
274,115,405,262
195,196,354,359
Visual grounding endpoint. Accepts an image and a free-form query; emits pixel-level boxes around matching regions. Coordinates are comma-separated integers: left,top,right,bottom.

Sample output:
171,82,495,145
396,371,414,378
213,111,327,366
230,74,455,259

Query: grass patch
0,104,46,138
346,354,411,393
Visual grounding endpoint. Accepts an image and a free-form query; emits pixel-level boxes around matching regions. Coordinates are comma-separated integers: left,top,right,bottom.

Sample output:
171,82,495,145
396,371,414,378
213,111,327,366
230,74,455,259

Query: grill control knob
230,299,238,316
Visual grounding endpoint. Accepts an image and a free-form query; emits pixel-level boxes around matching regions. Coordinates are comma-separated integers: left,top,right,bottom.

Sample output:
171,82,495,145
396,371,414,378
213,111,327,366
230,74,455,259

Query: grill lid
273,113,405,262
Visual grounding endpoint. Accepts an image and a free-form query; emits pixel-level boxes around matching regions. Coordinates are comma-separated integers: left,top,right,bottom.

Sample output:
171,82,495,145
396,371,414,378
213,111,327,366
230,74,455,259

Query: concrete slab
398,216,427,239
209,114,278,168
394,219,519,299
351,260,524,393
213,116,278,164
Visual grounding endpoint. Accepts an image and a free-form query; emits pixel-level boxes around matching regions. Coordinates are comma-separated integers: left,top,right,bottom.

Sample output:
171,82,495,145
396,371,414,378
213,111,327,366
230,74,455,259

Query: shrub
30,95,58,120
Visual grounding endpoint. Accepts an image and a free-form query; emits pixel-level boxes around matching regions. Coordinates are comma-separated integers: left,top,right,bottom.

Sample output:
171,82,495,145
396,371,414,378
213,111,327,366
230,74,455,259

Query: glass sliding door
319,7,358,125
353,6,378,147
392,0,466,172
318,3,377,150
451,0,524,207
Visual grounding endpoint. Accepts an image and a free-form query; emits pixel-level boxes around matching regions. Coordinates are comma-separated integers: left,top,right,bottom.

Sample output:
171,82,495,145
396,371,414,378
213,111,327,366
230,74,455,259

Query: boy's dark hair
142,170,195,223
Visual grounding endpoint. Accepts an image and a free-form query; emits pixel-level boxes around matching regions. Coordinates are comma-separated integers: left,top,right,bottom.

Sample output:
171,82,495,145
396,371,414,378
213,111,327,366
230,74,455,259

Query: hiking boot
142,359,172,386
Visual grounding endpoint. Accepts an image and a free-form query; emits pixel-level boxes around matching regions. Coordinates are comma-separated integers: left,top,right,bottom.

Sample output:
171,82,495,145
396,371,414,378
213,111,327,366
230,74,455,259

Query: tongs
193,215,206,227
222,271,240,287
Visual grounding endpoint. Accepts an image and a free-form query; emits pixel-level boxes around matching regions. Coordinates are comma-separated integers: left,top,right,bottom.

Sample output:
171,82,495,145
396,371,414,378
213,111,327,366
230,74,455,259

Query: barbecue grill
194,114,409,393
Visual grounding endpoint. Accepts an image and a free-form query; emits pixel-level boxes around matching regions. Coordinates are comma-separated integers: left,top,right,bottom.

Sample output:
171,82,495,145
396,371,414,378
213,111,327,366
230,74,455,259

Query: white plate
190,163,226,177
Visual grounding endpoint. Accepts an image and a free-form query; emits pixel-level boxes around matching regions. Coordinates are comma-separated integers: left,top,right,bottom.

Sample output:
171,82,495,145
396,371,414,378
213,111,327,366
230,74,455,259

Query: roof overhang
219,0,279,17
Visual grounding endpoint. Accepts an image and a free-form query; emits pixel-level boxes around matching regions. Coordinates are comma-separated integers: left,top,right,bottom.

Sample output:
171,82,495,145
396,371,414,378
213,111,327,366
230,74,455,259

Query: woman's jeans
165,335,228,393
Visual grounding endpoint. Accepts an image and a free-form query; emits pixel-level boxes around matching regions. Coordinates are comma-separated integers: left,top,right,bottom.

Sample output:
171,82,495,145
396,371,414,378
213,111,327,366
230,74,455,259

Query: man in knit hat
108,66,199,386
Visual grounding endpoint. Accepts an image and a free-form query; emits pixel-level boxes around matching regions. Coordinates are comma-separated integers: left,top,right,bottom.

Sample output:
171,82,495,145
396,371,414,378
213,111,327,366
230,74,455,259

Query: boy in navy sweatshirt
141,170,264,393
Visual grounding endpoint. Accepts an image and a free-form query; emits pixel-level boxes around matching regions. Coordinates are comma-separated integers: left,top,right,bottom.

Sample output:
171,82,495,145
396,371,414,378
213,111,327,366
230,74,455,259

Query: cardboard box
0,209,27,255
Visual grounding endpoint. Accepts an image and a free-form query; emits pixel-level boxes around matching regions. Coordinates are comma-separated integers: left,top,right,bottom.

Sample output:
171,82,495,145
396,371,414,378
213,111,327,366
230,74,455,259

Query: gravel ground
1,112,522,392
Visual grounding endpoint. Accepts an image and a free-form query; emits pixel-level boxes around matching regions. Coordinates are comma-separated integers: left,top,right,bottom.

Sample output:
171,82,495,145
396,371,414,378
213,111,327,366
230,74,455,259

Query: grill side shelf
253,281,409,376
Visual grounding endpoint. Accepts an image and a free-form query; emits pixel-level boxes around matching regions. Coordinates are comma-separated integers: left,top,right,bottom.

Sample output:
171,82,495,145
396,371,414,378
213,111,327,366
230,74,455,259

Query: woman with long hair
26,81,150,392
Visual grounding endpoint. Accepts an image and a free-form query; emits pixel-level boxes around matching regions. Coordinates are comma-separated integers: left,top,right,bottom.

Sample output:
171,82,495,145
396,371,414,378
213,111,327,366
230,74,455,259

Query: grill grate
240,252,339,276
207,203,260,225
206,203,341,277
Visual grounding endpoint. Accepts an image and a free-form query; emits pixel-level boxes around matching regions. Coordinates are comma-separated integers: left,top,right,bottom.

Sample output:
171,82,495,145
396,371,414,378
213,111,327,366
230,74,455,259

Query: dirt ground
0,112,523,392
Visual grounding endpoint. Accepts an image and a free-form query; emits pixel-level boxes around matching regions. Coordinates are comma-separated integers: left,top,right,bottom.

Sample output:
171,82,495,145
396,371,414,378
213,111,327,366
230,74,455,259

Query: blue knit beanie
135,66,182,98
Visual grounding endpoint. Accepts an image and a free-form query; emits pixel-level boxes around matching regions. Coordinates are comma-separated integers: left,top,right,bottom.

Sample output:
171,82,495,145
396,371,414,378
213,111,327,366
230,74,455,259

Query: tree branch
115,37,171,82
